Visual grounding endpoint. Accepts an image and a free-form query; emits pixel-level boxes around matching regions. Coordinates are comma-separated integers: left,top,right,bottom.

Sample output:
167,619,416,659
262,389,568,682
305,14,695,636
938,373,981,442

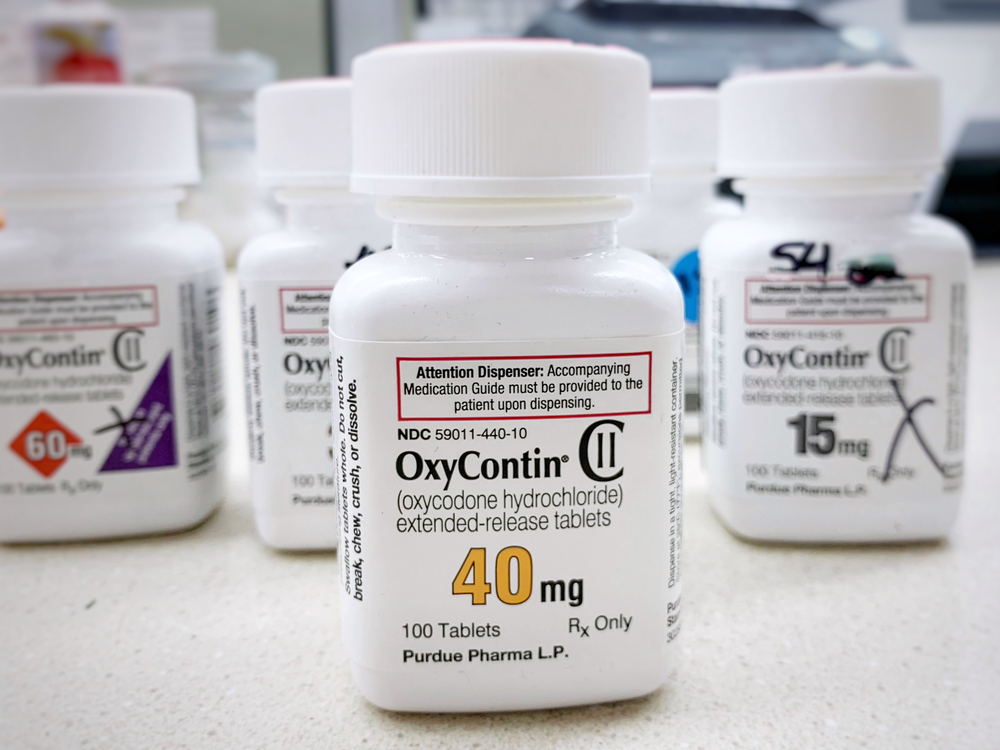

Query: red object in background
36,23,124,84
54,49,121,83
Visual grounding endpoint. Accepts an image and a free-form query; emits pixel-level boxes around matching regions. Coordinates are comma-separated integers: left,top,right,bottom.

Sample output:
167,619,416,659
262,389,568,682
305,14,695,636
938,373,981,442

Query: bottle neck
378,196,624,259
738,178,924,220
276,187,378,231
651,172,717,202
393,220,617,261
1,188,182,231
378,196,631,228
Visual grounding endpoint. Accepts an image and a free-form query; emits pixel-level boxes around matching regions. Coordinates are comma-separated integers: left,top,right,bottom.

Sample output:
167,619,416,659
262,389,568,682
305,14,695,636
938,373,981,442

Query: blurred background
0,0,997,256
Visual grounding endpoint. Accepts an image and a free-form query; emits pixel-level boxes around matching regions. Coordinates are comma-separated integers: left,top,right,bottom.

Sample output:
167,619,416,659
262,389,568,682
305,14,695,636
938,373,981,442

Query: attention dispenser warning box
396,352,653,421
0,286,159,333
744,276,931,325
279,287,333,334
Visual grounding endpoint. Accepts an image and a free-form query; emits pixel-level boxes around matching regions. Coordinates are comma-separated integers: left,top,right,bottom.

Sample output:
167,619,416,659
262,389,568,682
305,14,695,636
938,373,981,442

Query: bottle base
0,492,222,544
254,511,338,551
350,659,669,713
708,486,960,544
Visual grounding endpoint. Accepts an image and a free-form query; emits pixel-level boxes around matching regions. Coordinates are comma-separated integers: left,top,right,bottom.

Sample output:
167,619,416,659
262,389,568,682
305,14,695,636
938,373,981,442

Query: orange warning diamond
9,411,83,478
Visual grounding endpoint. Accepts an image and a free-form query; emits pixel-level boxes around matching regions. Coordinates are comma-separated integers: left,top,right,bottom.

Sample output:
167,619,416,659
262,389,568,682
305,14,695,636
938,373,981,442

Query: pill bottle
618,88,738,437
701,66,971,543
0,86,225,543
239,79,390,550
334,41,685,712
147,52,281,265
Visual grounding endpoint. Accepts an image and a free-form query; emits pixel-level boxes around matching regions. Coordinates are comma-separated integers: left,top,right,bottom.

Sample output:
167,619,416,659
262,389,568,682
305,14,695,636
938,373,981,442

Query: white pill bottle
334,42,685,712
238,79,390,550
0,86,225,543
701,67,972,543
618,88,738,436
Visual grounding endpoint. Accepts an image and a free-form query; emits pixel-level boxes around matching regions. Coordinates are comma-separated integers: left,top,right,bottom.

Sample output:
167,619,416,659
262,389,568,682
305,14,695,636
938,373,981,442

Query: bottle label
333,333,683,675
702,242,967,502
0,272,224,504
240,281,337,521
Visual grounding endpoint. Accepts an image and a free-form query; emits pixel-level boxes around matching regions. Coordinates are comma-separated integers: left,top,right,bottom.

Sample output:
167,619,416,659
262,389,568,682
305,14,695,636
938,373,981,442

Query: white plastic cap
718,65,942,180
0,85,199,190
256,78,352,188
649,88,718,174
145,51,278,93
351,40,651,198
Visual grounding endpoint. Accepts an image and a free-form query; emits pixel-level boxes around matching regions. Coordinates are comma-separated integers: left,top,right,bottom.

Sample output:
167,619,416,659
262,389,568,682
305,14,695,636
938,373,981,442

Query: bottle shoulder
907,213,975,254
237,224,391,282
618,200,719,257
0,220,223,284
700,212,974,270
332,247,685,341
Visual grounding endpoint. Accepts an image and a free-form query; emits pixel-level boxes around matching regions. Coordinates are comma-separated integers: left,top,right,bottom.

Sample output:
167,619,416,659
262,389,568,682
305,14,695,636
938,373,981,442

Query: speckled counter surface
2,263,998,750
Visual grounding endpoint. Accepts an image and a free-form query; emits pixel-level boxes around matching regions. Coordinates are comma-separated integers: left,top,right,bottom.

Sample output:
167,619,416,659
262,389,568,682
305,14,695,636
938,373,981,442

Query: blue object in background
672,248,699,324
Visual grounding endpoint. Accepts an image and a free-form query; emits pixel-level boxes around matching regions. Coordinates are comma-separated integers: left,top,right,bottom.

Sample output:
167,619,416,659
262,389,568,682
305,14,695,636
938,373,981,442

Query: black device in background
939,129,1000,255
526,0,905,86
326,0,999,254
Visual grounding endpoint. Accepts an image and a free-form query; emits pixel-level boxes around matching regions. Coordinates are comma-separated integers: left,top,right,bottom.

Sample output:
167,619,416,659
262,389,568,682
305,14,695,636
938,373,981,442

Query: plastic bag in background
32,0,123,83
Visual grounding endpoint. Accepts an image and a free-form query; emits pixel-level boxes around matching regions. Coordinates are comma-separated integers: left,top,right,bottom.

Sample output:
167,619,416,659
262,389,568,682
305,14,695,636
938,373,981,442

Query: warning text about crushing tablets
396,353,652,421
339,350,667,603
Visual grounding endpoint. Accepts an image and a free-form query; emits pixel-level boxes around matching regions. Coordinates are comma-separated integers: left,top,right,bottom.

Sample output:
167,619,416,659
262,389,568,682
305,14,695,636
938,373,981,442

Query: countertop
2,262,998,750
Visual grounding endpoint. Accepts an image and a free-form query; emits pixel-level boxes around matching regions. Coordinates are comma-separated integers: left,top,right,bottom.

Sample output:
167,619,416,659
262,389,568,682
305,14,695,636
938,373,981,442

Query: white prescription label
241,282,337,521
702,247,966,504
0,286,160,332
0,272,224,500
743,276,932,325
334,333,683,675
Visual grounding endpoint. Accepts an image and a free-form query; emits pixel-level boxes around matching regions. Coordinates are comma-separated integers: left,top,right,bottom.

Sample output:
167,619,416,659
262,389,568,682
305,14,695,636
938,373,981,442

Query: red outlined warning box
397,352,653,422
0,286,159,333
279,287,333,334
744,275,932,325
